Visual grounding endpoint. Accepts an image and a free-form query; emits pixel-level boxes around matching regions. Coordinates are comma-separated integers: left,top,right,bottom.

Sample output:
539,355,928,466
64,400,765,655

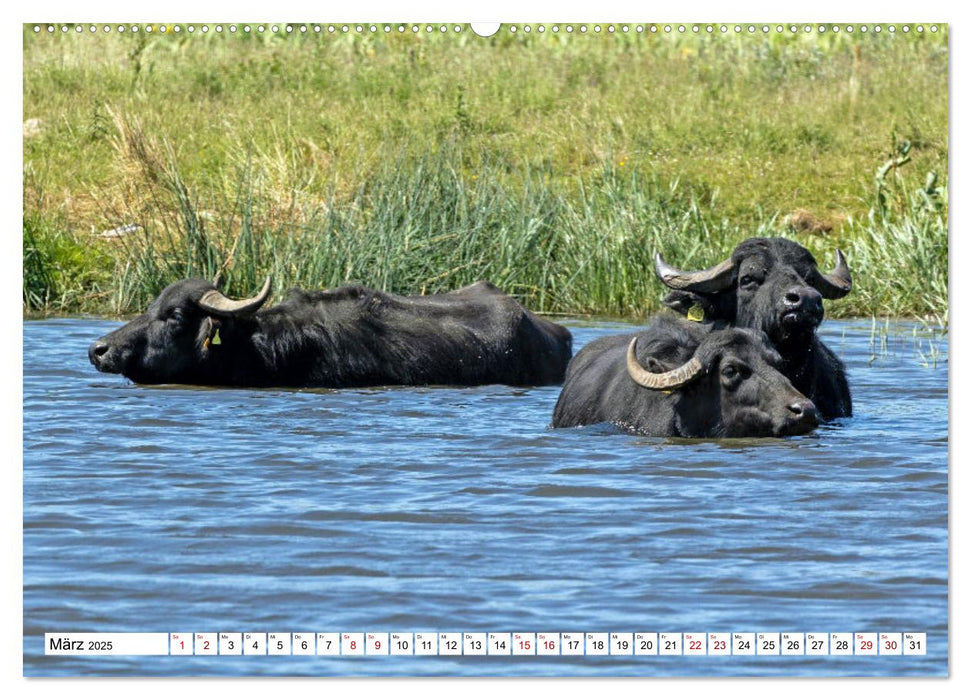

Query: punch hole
846,26,853,33
874,25,882,33
917,25,924,32
471,23,500,37
719,25,726,33
538,26,545,33
678,25,685,33
663,26,671,33
272,25,279,33
355,25,363,33
889,25,896,33
706,26,713,33
860,25,868,33
833,26,840,33
579,25,587,33
594,25,601,33
748,26,755,33
734,25,741,33
523,25,531,33
931,25,938,32
692,25,699,33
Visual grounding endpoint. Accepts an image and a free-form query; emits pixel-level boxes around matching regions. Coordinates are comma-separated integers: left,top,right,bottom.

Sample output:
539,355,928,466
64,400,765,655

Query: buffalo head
89,277,271,384
626,326,818,437
654,238,851,349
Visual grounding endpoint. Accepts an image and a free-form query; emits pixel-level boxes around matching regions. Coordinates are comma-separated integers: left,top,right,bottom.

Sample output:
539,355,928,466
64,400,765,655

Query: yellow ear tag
211,328,222,346
687,305,705,322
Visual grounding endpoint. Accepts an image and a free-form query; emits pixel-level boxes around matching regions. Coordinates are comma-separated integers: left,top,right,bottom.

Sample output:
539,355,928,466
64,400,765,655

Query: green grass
22,25,948,322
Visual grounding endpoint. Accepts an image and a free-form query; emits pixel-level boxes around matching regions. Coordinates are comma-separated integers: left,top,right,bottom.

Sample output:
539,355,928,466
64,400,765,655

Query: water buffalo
654,237,852,420
88,277,573,388
551,317,818,438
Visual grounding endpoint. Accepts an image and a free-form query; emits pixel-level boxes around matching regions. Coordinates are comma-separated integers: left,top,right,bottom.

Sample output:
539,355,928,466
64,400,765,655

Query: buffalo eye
720,363,745,388
168,308,185,324
739,275,758,289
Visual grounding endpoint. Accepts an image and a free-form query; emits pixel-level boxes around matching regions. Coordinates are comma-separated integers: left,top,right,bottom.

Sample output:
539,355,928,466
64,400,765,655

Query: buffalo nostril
89,342,110,365
788,400,818,423
784,292,801,305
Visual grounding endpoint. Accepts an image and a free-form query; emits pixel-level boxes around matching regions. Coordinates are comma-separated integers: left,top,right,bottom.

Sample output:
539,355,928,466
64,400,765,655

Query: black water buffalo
89,277,573,388
551,317,818,438
654,237,852,420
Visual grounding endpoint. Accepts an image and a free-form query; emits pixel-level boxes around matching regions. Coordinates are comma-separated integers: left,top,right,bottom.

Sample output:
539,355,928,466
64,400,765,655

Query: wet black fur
551,317,818,438
90,279,573,388
661,237,852,420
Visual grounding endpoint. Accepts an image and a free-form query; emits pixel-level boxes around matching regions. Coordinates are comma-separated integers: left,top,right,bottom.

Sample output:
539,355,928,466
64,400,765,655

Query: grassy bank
22,25,948,323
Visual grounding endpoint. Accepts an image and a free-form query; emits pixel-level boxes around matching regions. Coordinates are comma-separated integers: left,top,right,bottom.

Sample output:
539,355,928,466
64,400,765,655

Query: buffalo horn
199,276,272,315
626,337,704,390
654,252,736,293
812,249,852,299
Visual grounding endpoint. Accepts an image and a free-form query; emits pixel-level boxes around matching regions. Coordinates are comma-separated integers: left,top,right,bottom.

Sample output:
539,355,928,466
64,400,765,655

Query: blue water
22,318,948,676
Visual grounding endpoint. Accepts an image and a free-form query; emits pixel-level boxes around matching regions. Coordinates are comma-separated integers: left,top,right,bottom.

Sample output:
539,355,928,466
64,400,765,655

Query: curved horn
626,337,704,390
654,252,736,293
812,249,852,299
198,276,272,315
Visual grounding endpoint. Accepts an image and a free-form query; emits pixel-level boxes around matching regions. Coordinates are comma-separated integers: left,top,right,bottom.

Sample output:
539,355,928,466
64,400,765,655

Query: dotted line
30,24,941,35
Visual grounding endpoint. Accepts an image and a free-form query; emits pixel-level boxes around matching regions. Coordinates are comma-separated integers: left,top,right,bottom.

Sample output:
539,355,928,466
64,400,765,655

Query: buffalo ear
663,290,717,318
644,357,667,373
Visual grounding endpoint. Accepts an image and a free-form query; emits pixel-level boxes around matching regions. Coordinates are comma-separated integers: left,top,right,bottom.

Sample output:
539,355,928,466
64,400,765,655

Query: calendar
22,18,950,679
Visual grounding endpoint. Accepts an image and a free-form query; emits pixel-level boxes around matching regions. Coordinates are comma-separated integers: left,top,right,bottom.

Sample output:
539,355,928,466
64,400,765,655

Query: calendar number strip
45,632,928,656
